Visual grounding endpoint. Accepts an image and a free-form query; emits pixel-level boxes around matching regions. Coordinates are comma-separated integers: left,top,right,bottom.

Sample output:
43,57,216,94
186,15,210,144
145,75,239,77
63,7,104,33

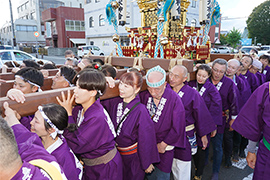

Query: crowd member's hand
12,67,20,73
157,141,167,153
78,61,86,70
3,102,20,126
56,90,74,116
211,129,217,137
105,77,115,88
246,152,256,169
145,164,155,173
229,119,235,131
201,135,208,150
7,89,25,103
40,70,49,78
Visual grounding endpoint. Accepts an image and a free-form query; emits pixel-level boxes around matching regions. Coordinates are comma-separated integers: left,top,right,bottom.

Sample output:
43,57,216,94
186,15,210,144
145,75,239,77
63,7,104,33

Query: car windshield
241,48,252,53
0,52,12,60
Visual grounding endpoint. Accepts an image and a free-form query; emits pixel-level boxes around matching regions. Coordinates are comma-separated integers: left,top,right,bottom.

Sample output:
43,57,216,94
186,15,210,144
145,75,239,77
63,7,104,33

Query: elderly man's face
226,61,240,76
169,66,186,88
147,71,166,100
240,56,252,71
212,63,226,82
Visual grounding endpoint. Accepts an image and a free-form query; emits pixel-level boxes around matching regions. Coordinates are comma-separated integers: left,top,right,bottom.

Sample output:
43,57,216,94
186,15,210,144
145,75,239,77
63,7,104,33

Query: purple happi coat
102,96,160,180
242,70,260,92
209,76,239,133
173,84,216,161
232,82,270,180
63,99,123,180
20,115,34,131
256,72,266,85
139,85,186,173
262,65,270,82
234,75,252,110
48,136,83,180
188,80,223,126
11,124,67,180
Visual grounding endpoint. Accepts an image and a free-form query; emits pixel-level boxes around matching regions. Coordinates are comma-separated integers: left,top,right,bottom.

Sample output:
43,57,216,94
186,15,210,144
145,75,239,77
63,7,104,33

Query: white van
77,45,104,58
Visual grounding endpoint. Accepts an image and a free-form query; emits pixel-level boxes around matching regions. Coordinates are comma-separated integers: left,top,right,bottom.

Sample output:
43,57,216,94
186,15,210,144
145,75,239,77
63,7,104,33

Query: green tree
247,0,270,45
219,34,227,45
226,27,242,49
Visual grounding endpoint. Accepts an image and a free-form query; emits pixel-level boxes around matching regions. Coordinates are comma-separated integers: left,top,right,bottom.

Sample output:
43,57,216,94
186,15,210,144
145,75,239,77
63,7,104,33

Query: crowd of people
0,49,270,180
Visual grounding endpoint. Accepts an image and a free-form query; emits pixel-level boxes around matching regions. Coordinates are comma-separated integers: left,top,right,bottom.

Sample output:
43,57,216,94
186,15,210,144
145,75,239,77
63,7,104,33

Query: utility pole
9,0,16,48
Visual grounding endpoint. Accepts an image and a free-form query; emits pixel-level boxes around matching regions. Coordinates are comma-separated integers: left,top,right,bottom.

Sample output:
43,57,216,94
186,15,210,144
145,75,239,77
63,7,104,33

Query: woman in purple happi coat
232,82,270,180
102,70,160,180
2,102,67,180
58,69,123,180
30,103,83,179
188,64,222,179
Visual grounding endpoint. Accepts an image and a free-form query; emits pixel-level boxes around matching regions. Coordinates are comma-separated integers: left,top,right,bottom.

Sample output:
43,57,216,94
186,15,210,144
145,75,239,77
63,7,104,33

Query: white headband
15,75,42,92
38,106,64,139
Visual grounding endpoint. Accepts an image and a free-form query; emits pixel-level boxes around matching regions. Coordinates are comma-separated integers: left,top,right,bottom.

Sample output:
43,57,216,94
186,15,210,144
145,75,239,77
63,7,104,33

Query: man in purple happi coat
259,54,270,82
240,55,260,92
1,102,67,180
139,65,186,180
232,82,270,180
169,65,216,180
209,59,239,180
226,59,252,162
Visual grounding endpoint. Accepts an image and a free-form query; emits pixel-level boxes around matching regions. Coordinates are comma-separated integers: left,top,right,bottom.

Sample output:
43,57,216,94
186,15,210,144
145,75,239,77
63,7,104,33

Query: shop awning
69,38,86,44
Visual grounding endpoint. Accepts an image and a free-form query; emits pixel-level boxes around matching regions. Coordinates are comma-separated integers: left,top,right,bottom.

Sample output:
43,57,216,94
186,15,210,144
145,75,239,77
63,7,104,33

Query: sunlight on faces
196,69,210,84
74,81,96,105
169,66,187,88
240,56,252,71
13,76,38,94
212,64,226,82
30,110,49,137
119,81,139,103
147,71,166,100
226,60,240,77
51,72,69,89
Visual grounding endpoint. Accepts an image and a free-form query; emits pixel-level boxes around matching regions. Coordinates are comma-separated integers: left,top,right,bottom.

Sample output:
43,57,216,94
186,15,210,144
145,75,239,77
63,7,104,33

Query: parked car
240,46,260,54
211,48,220,53
77,45,105,58
0,45,13,50
216,47,230,54
228,47,238,53
258,45,270,57
0,50,49,66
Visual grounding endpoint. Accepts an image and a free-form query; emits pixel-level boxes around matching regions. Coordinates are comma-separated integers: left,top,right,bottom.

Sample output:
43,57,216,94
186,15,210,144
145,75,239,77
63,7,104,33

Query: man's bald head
228,59,241,68
172,65,188,78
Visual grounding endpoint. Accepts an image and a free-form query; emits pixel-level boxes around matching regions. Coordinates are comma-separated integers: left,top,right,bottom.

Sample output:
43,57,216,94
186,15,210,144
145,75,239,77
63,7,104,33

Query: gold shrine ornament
111,1,119,9
160,36,168,46
112,34,120,42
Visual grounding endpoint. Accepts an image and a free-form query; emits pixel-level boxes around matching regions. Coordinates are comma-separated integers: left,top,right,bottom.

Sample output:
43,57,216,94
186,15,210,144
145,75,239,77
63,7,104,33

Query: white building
84,0,141,55
0,0,84,46
84,0,200,55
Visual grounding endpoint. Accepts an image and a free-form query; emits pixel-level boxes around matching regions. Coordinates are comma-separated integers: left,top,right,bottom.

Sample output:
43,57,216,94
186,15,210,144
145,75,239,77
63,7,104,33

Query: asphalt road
33,54,66,65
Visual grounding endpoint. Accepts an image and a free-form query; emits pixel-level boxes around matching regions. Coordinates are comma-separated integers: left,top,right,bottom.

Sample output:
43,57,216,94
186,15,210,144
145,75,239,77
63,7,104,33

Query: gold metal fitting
111,1,119,9
160,36,168,46
112,34,120,42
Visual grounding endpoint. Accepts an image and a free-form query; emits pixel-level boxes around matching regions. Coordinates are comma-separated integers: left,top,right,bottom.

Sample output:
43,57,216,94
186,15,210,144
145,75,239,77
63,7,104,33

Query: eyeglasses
212,68,225,74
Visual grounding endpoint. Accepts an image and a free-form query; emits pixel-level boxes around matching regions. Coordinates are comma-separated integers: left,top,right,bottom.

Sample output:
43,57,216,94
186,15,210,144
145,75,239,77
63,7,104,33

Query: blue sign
241,38,252,46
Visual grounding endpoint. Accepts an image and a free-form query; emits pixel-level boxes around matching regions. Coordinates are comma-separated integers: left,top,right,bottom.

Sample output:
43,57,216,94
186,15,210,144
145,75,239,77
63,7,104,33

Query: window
0,52,12,60
99,15,105,26
16,25,37,32
65,20,85,31
89,17,94,28
93,46,100,51
85,0,91,4
191,0,196,8
95,0,100,3
14,52,32,61
191,19,196,27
